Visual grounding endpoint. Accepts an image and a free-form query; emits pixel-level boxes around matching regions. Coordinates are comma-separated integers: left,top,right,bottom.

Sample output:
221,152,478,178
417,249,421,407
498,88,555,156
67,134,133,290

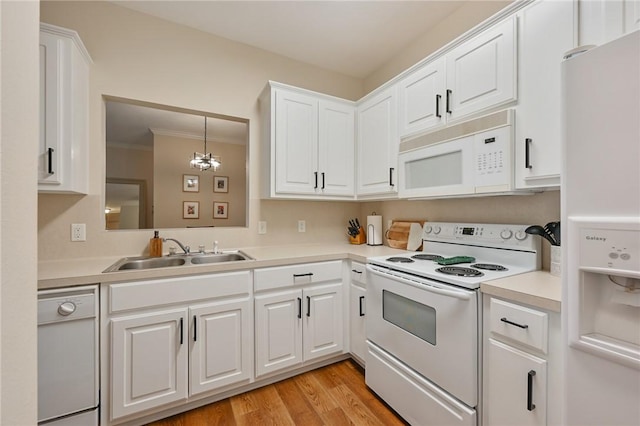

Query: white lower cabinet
254,261,344,377
485,338,547,426
349,262,367,364
483,295,561,426
104,272,251,424
111,309,189,419
189,299,251,396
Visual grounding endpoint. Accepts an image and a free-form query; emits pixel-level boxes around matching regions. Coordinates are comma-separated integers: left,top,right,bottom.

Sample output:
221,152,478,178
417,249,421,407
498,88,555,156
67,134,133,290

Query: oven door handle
368,266,472,301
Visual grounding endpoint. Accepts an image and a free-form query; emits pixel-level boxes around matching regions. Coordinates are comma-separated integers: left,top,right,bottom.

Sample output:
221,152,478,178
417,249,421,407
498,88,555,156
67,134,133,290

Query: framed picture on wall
183,201,199,219
213,201,228,219
213,176,229,193
183,174,200,192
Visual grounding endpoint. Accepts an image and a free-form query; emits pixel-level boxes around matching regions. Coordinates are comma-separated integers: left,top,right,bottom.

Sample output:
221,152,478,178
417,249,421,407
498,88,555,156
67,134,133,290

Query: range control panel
423,222,538,251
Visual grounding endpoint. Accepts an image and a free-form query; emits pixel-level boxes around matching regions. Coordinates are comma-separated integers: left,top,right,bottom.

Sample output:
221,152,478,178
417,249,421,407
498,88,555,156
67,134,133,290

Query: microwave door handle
367,266,471,301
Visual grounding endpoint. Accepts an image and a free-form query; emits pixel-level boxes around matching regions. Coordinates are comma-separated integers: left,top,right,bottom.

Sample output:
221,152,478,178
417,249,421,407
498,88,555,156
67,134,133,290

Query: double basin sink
103,251,253,273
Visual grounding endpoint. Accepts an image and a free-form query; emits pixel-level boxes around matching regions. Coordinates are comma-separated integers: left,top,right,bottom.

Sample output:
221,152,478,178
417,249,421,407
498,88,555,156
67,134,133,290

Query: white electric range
365,222,541,426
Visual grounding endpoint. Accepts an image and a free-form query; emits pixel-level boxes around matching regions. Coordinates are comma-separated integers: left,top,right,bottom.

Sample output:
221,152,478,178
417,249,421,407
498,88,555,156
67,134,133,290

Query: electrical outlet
298,220,306,233
71,223,86,241
258,221,267,235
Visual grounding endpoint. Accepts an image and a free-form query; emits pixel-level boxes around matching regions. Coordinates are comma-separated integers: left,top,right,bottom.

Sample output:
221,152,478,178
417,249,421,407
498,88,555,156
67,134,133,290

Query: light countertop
38,243,402,290
39,243,562,313
481,271,561,312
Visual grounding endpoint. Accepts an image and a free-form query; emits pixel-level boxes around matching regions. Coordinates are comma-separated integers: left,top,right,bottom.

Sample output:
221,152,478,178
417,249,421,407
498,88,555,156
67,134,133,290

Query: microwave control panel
474,126,510,189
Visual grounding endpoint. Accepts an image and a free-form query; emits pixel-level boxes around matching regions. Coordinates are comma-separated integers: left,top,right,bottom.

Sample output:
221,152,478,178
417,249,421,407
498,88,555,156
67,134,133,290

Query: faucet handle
184,246,190,254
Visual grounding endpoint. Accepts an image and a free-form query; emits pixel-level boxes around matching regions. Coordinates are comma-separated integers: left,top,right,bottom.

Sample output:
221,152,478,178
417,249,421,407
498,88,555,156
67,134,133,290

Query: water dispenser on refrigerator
566,217,640,370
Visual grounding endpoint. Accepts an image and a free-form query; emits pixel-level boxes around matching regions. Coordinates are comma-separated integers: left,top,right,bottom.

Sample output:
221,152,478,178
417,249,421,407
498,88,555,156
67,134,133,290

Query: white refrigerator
562,30,640,425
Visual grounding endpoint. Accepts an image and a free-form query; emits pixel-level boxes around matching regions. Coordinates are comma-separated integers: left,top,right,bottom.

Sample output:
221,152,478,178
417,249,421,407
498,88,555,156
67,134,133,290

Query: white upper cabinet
39,23,91,194
261,82,355,200
397,16,517,139
318,101,356,196
579,0,640,46
274,89,319,195
397,58,446,137
445,16,517,123
356,86,399,197
515,0,576,189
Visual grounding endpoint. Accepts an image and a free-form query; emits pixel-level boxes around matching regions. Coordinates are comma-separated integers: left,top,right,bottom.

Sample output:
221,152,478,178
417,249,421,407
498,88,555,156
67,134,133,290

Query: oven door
366,264,479,407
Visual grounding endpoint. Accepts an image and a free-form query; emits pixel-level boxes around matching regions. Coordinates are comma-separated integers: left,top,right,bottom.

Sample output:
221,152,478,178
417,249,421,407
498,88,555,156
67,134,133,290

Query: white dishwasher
38,285,99,425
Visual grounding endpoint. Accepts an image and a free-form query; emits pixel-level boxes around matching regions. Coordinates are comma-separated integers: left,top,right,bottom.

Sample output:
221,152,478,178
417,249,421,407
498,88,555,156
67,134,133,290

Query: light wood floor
147,360,408,426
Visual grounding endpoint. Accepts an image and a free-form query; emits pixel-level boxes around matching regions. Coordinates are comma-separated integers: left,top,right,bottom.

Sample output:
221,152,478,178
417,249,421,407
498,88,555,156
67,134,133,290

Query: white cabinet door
274,89,318,195
254,289,303,377
38,24,90,194
357,86,398,197
303,283,344,362
110,309,188,420
515,0,575,189
318,100,355,196
349,283,367,364
397,58,446,137
579,0,640,46
189,298,251,397
485,338,548,426
39,31,61,186
446,17,517,122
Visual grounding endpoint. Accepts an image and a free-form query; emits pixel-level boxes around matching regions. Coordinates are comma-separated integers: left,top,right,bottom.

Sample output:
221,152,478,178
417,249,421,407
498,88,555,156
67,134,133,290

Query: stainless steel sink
103,251,253,272
190,253,248,264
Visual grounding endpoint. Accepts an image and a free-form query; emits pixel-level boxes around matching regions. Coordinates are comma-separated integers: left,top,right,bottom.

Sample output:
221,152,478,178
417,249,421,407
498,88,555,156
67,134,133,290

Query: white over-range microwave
398,109,515,198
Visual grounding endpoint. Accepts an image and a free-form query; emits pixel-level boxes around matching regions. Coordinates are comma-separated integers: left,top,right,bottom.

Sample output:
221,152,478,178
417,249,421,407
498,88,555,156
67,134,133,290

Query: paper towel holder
367,212,383,246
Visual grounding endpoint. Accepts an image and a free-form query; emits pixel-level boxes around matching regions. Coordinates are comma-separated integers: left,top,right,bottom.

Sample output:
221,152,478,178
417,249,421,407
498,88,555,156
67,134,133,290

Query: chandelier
190,116,221,171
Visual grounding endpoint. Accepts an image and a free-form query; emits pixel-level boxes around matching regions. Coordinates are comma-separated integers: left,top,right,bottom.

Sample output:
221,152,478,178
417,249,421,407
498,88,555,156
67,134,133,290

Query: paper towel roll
367,215,383,246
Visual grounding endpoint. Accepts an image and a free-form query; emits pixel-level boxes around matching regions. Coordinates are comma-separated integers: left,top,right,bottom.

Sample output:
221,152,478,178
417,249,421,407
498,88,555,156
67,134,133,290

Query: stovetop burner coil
386,257,415,263
435,266,484,277
470,263,508,271
411,254,444,261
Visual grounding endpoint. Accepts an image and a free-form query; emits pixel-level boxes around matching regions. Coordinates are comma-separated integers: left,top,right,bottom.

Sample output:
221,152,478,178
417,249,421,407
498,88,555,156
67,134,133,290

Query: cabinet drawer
490,298,548,353
350,262,366,286
109,271,251,313
254,261,342,292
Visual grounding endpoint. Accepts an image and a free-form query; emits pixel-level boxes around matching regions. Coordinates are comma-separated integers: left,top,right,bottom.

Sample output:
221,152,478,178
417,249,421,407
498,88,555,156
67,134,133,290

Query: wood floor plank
329,383,385,426
145,360,406,426
319,406,355,425
292,370,340,415
274,378,325,426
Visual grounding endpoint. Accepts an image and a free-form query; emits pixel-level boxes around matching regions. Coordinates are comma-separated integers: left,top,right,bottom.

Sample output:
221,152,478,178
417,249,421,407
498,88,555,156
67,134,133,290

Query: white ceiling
113,0,469,78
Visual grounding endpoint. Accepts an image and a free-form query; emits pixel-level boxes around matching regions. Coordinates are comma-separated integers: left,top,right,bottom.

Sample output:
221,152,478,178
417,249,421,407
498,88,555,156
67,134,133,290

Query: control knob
433,226,441,234
515,231,528,241
424,226,432,234
57,301,76,316
500,229,513,240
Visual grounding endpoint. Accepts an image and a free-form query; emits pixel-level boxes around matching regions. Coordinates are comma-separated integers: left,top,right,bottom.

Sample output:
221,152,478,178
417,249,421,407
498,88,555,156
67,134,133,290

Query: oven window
382,290,436,345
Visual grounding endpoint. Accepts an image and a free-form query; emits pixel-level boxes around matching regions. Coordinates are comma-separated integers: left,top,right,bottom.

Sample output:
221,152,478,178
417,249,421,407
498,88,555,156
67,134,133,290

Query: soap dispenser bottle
149,230,163,257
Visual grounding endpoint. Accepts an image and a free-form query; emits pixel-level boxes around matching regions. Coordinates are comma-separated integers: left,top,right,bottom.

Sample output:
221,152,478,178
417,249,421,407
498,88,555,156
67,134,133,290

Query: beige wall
1,1,39,424
153,134,247,228
38,1,364,260
38,0,558,266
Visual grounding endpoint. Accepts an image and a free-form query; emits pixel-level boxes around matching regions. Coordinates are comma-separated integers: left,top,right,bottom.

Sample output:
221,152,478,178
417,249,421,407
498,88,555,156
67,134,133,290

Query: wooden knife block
349,227,367,245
